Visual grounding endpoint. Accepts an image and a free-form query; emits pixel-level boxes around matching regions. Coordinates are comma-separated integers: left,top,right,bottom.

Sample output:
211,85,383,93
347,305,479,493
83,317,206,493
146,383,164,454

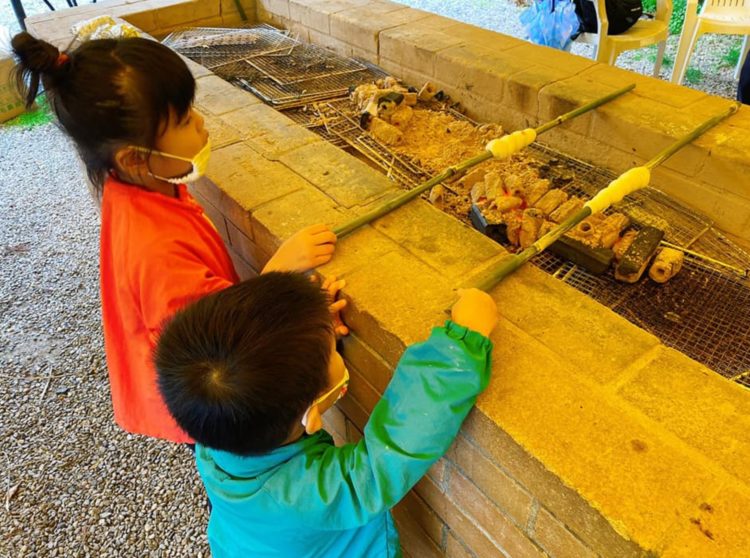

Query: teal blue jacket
195,321,493,558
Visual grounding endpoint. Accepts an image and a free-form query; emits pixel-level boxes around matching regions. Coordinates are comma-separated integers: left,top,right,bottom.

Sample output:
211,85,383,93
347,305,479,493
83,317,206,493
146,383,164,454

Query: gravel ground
0,123,210,557
395,0,744,100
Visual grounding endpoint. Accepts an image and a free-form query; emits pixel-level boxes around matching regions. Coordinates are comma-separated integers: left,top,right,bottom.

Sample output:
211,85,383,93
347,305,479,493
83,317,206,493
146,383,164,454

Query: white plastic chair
671,0,750,84
576,0,673,76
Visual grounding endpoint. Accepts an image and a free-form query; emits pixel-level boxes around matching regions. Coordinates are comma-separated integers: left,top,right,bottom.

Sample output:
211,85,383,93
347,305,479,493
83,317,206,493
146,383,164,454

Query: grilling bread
649,248,685,283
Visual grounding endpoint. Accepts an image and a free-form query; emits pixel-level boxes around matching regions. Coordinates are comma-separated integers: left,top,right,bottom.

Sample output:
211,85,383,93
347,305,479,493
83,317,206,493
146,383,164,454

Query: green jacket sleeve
268,320,493,530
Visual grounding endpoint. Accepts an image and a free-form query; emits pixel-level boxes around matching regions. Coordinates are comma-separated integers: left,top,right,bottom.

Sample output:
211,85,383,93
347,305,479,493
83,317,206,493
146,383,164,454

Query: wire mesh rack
289,100,750,386
163,25,387,109
162,24,297,69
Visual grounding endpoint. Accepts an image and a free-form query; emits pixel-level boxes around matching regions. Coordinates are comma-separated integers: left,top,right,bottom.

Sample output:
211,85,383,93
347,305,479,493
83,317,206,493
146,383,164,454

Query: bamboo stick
469,102,741,292
332,84,636,238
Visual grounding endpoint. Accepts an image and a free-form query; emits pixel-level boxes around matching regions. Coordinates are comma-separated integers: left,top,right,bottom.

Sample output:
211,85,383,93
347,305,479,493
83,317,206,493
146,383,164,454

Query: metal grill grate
164,25,386,109
290,101,750,386
162,24,297,69
246,43,368,85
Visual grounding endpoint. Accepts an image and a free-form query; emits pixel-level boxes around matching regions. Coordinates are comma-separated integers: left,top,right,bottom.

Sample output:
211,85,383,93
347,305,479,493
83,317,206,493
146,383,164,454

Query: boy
155,272,497,557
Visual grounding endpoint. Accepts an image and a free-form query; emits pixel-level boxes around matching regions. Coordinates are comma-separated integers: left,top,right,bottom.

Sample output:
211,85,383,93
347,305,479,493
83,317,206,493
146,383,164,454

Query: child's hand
263,224,337,273
451,288,498,338
312,274,349,337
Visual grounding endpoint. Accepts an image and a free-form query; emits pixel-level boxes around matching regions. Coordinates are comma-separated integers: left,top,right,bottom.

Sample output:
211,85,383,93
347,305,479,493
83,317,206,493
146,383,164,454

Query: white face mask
301,367,350,428
133,139,211,184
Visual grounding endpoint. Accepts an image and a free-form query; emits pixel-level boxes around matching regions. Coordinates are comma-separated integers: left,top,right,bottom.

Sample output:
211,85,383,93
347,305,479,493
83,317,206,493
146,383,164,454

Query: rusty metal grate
162,24,297,69
246,43,368,85
164,25,386,109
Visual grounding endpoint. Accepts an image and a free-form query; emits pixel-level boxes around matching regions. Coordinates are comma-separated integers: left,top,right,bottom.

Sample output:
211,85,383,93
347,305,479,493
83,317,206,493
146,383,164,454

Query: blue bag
520,0,580,51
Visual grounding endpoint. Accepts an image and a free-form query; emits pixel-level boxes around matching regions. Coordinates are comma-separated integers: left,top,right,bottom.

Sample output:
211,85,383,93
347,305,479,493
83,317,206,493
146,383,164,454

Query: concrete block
372,200,504,281
151,0,221,30
441,22,526,51
505,64,582,118
279,141,395,207
474,319,722,554
379,25,464,77
618,346,750,483
189,184,230,241
207,141,309,231
256,0,291,18
330,3,428,54
201,112,243,149
196,74,262,116
338,394,369,433
341,249,454,367
662,483,750,558
487,265,660,385
250,183,349,256
505,43,597,75
378,58,433,92
219,103,321,158
220,0,256,18
226,244,258,279
589,94,711,177
463,411,644,558
435,44,529,105
346,362,381,415
650,165,750,242
181,55,214,79
289,0,370,34
581,64,707,109
319,225,398,281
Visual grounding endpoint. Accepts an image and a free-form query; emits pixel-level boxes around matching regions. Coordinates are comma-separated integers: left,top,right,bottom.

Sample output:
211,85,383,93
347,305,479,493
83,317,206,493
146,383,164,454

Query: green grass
1,94,54,129
685,67,703,84
642,0,703,36
721,45,741,68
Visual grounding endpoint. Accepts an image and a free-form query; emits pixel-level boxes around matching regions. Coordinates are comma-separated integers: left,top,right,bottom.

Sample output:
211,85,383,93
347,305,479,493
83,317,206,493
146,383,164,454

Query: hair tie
55,53,70,68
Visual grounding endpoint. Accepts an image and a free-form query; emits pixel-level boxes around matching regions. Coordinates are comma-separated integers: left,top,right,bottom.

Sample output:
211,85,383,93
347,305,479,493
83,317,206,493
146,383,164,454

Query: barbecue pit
166,24,750,388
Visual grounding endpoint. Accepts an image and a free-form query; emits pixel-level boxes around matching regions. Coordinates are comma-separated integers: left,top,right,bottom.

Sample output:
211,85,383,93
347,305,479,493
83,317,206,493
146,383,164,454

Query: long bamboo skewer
332,84,636,238
470,102,741,292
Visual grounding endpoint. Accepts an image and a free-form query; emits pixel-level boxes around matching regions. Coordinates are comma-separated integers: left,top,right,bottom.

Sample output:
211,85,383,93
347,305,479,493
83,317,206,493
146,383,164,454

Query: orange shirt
100,176,239,442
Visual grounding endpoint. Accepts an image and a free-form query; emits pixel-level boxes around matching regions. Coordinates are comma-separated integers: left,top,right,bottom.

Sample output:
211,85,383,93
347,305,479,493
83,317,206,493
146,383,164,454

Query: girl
12,33,338,443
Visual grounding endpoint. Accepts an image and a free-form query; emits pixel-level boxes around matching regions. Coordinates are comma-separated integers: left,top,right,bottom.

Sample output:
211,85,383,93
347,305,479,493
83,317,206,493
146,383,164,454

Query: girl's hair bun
11,32,67,107
12,32,61,73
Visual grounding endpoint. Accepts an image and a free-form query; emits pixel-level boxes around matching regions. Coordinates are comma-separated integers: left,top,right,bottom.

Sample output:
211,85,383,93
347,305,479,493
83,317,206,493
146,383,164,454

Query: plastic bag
70,16,141,42
520,0,580,51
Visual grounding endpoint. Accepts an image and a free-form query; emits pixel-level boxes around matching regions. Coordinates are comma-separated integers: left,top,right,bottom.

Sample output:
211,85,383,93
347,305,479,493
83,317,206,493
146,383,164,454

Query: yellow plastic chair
671,0,750,83
576,0,673,76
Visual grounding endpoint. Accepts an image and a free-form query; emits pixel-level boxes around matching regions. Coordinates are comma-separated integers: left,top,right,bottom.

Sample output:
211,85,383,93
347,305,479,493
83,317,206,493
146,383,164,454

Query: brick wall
25,2,750,556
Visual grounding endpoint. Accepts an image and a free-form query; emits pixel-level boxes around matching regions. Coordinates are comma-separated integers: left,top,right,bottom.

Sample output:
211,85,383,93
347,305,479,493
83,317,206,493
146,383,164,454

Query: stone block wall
25,0,257,47
256,0,750,243
26,2,750,557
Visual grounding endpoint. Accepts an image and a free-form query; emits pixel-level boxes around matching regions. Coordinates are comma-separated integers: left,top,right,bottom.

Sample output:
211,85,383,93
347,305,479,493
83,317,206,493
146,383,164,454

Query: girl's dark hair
11,33,195,196
155,272,333,456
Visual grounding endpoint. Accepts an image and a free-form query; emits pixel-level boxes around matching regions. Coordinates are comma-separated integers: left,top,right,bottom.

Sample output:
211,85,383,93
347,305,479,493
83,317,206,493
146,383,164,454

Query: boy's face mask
301,367,350,428
134,139,212,184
